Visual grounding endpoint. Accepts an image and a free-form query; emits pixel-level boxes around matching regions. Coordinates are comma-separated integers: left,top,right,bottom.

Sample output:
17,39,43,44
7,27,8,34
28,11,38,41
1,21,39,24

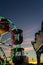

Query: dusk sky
0,0,43,63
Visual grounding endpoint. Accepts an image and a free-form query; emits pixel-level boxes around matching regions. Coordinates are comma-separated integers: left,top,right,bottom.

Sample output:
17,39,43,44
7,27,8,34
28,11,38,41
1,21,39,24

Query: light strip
0,44,10,49
3,38,11,43
2,31,8,36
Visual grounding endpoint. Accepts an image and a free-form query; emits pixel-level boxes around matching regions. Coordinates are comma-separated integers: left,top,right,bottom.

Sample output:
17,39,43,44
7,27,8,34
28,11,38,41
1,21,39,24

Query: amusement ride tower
32,21,43,65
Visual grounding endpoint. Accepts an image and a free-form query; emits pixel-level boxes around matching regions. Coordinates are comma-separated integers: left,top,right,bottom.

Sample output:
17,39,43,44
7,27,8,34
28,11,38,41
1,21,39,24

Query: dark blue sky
0,0,43,29
0,0,43,62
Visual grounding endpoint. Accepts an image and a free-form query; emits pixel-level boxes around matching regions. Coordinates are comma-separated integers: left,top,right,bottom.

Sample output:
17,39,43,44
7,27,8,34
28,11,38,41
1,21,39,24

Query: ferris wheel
0,17,14,65
0,17,24,65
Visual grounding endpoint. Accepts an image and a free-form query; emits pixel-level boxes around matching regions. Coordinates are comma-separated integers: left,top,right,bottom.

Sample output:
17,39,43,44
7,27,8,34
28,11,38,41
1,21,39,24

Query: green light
0,16,5,19
3,46,19,65
13,25,18,31
3,63,6,65
7,19,12,24
18,34,20,41
9,54,14,61
16,45,18,52
3,54,14,65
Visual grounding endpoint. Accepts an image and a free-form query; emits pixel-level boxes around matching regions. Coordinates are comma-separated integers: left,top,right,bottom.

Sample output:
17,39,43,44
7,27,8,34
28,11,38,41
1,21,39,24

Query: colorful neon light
0,17,23,65
13,25,18,31
0,16,5,19
3,46,19,65
7,19,12,24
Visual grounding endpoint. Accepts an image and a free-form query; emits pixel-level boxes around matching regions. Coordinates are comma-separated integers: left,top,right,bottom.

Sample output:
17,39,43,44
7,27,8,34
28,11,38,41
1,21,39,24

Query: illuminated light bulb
0,29,7,34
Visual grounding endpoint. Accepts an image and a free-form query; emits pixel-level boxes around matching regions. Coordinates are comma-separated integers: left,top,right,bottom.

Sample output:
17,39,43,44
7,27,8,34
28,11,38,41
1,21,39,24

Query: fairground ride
0,17,26,65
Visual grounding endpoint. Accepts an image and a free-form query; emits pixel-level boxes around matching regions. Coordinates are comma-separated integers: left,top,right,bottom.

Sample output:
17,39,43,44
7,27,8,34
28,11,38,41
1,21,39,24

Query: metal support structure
36,52,41,65
31,21,43,65
0,17,25,65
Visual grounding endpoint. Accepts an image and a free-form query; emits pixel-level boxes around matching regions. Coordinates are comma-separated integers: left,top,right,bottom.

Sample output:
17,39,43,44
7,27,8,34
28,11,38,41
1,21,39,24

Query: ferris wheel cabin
0,19,9,34
11,29,23,45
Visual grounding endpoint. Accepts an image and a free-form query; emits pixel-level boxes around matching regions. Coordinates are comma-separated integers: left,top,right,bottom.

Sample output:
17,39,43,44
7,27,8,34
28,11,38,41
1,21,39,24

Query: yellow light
0,30,5,34
2,31,8,35
9,61,15,65
0,31,8,40
29,61,37,64
0,29,8,34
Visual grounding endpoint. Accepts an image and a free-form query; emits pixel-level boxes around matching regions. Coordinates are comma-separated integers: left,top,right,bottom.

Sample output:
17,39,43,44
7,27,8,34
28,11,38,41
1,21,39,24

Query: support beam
36,52,41,65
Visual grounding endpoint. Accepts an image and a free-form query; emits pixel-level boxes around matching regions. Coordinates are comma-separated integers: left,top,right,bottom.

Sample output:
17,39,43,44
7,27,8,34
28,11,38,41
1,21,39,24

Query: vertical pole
36,52,41,65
